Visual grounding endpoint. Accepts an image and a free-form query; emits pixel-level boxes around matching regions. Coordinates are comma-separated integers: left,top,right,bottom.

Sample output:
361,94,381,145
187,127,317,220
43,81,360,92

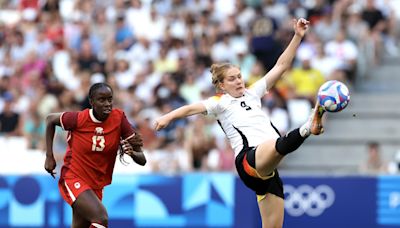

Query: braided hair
88,83,113,100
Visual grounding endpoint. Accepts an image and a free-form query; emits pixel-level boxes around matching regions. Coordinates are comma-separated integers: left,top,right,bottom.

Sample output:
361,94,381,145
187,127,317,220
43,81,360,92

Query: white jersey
203,79,280,157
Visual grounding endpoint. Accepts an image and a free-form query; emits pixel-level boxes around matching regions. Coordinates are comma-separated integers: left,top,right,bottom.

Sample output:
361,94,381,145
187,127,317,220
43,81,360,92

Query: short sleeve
248,78,267,98
120,112,135,139
60,112,78,131
202,96,222,116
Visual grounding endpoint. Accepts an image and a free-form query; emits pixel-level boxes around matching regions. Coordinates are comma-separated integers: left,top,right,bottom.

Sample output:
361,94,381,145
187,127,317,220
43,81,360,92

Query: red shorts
58,176,103,206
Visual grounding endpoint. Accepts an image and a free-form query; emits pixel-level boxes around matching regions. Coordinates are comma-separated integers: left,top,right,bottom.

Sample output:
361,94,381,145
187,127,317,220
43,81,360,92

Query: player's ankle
299,123,311,137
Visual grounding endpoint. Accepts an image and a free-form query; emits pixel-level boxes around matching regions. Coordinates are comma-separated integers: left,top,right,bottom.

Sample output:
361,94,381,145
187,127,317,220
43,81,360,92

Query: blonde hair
210,62,237,91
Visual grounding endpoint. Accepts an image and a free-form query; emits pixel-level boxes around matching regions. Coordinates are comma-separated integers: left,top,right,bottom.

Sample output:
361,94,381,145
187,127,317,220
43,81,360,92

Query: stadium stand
0,0,399,175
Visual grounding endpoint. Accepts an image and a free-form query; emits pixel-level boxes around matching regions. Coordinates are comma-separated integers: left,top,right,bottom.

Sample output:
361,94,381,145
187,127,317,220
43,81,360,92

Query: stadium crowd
0,0,399,174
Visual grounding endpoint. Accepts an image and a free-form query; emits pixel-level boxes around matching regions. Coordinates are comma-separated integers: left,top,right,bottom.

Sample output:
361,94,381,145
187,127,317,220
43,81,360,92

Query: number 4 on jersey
240,101,252,110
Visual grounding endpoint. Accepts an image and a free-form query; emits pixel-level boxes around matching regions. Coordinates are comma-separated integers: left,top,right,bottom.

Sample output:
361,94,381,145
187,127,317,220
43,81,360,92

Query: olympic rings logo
284,184,335,217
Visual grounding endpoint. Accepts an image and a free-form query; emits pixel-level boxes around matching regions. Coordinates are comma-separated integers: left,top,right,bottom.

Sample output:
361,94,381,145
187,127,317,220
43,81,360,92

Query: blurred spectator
285,54,325,104
263,88,290,136
76,38,102,72
42,12,64,51
232,39,257,82
19,0,39,11
145,6,167,42
388,150,400,175
146,148,177,173
263,0,290,26
324,28,358,83
0,92,22,136
155,102,186,148
91,7,114,61
359,0,388,64
184,116,216,171
136,115,159,150
234,0,256,33
34,26,54,59
114,15,135,51
313,4,341,43
0,0,397,174
249,6,280,71
310,41,345,82
207,139,235,172
345,5,376,78
345,6,370,44
153,44,178,74
179,72,202,104
361,0,386,32
306,0,328,25
246,60,265,86
296,30,319,64
359,141,388,175
9,30,30,62
71,21,102,57
112,58,135,90
133,61,162,103
42,0,59,15
23,110,45,150
211,32,235,62
21,50,47,90
71,0,94,23
127,36,160,72
51,127,68,172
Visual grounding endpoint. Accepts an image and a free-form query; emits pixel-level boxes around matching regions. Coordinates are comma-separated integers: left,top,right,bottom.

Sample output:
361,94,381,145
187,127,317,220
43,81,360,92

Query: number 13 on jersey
92,136,105,151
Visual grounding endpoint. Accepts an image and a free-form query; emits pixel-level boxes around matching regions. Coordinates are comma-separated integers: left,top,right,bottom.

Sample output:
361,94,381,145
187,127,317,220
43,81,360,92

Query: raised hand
293,18,310,38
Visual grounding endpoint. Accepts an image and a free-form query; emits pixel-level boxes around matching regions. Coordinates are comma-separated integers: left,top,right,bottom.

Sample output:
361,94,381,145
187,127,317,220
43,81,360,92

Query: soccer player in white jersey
155,18,325,228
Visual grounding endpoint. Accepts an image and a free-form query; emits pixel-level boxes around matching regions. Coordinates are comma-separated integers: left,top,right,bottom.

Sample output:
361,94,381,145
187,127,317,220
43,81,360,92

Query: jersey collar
89,109,102,123
226,91,246,100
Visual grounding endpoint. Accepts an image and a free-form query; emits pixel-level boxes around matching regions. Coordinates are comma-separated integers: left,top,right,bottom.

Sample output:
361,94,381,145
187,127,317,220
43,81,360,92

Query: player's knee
261,215,283,228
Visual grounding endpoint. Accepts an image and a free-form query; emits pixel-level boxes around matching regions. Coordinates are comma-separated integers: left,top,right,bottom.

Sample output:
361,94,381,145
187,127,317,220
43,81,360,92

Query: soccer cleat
310,101,325,135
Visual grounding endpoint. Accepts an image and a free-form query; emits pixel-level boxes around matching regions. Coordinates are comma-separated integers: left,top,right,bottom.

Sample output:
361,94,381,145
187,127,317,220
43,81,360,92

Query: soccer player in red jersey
44,83,146,228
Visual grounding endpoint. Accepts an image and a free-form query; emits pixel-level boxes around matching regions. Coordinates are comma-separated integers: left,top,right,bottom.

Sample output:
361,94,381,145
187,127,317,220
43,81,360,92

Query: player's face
220,67,245,98
90,87,113,121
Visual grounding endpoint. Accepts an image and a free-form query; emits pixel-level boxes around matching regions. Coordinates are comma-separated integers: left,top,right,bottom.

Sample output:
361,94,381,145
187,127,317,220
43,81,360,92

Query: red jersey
60,108,134,189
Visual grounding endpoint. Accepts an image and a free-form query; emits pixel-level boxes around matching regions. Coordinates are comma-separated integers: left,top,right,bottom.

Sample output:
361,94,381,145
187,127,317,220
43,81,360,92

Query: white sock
299,122,311,138
91,223,106,228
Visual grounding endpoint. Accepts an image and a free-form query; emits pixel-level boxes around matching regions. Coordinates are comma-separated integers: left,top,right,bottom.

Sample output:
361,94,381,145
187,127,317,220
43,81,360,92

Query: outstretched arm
44,113,62,178
154,102,207,131
264,18,310,90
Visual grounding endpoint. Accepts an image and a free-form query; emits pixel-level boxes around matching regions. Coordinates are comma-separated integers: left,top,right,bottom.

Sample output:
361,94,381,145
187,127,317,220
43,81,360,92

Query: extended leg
258,193,284,228
72,209,91,228
71,190,108,228
255,103,325,176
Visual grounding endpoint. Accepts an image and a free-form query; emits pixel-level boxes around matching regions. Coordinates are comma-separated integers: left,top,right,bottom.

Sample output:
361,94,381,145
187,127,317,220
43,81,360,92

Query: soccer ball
317,80,350,112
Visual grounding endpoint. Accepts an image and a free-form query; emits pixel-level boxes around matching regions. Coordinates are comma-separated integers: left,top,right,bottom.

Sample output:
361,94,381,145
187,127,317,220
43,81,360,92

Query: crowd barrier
0,173,399,228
